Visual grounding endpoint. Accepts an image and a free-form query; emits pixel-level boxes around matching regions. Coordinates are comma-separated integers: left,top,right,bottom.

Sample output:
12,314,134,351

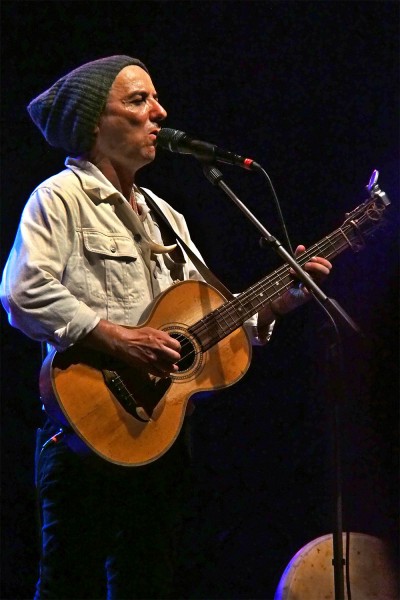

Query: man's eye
124,97,145,106
123,95,159,107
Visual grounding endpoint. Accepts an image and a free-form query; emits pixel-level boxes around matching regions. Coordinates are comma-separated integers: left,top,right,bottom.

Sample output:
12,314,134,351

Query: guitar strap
139,187,234,300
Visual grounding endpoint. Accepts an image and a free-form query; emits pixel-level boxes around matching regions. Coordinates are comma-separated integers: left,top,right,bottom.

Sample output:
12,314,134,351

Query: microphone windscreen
157,128,188,152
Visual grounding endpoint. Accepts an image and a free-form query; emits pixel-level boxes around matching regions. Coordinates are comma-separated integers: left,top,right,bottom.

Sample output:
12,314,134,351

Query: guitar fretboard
188,202,384,351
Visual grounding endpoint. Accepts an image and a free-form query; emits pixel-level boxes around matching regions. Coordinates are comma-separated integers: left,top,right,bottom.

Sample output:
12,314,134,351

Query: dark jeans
34,418,192,599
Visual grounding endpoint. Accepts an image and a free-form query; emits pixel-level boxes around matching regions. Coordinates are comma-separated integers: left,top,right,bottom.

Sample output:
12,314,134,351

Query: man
0,56,332,598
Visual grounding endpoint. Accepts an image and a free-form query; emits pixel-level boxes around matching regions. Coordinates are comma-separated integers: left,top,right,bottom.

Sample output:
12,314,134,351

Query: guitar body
40,280,252,466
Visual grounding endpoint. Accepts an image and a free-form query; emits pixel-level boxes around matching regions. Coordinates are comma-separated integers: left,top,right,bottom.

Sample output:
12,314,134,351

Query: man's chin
133,151,156,173
143,145,156,160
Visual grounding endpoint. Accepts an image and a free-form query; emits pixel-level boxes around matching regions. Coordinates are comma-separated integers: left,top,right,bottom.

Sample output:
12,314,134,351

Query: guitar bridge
102,369,150,422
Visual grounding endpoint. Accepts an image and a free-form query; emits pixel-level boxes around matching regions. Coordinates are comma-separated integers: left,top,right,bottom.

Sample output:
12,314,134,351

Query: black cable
255,164,295,257
35,429,65,573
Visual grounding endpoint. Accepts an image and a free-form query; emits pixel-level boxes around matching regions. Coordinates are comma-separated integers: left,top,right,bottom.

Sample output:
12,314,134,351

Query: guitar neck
189,207,382,351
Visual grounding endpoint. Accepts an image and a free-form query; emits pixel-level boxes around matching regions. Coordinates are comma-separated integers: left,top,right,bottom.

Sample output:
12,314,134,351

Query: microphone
157,128,261,171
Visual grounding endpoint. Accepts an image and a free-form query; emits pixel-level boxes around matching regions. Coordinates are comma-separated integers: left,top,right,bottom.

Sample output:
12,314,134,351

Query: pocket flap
83,230,138,259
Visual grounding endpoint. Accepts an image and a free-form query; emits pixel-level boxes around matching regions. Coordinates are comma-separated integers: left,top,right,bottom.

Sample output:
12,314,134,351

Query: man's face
94,65,167,171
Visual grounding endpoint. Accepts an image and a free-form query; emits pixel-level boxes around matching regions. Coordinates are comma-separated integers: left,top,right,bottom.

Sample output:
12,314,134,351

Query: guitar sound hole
169,332,197,373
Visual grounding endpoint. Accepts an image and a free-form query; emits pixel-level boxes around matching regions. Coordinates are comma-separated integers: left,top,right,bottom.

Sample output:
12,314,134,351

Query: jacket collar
65,157,122,203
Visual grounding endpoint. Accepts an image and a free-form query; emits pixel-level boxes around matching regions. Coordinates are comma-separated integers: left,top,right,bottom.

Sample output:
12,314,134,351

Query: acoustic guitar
39,173,390,466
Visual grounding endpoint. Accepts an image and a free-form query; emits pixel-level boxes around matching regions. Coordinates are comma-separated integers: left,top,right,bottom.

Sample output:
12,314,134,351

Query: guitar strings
189,229,349,346
172,232,349,368
171,211,374,370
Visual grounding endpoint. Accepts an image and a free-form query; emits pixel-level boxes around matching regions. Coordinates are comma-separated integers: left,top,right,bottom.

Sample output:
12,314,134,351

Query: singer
0,56,332,599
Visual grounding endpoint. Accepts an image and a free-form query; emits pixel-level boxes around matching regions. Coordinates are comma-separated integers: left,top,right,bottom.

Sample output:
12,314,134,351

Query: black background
1,2,398,598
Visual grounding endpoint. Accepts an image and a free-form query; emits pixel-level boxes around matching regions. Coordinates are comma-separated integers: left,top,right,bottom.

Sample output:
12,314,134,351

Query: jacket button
110,246,116,253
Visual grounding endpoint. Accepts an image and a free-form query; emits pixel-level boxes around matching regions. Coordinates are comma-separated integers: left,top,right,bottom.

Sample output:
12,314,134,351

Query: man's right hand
81,319,181,378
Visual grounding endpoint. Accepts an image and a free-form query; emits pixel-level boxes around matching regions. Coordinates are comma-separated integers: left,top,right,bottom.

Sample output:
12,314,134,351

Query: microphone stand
202,162,361,600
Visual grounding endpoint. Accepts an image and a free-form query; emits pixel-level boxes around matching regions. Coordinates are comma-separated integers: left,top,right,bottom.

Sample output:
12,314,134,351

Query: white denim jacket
1,158,272,351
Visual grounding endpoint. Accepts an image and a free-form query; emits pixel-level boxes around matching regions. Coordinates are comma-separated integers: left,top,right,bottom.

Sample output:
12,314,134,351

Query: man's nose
150,98,167,121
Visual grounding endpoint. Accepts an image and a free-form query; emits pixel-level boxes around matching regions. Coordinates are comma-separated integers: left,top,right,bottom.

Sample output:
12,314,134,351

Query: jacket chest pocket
82,229,141,301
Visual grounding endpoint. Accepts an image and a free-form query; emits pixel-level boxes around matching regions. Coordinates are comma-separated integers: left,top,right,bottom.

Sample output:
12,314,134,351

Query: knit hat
27,55,148,155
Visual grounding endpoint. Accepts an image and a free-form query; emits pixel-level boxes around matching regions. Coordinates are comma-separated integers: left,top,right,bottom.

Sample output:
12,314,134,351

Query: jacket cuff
52,302,100,351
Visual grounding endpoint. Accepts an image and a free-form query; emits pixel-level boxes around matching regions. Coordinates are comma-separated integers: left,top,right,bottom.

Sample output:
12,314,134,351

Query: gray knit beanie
27,55,148,155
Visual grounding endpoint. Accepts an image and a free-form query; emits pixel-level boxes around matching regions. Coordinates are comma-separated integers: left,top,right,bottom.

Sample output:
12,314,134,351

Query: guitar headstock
344,170,390,224
338,171,392,252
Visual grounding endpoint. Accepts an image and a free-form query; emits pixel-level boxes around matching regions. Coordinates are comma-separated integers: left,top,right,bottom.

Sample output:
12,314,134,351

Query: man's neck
82,154,136,200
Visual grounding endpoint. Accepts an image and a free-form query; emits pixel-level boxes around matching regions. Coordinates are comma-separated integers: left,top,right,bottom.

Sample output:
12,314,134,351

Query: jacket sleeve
0,187,99,350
